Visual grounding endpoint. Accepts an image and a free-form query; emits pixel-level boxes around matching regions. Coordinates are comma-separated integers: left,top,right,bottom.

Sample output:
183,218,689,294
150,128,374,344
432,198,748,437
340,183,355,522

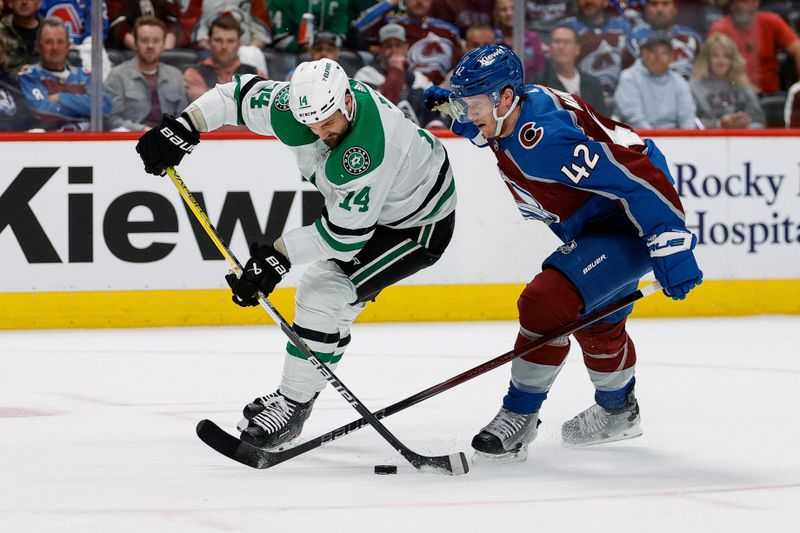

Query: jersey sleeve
186,74,319,150
527,130,687,240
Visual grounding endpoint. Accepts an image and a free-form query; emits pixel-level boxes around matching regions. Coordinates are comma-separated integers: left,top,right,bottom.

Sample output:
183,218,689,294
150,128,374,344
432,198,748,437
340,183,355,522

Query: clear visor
450,93,499,123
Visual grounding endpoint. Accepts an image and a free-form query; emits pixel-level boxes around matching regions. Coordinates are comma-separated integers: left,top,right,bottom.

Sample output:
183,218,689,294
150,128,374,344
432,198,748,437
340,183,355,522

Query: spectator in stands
287,31,358,79
39,0,111,79
309,31,342,62
106,0,183,51
463,23,496,52
353,0,463,86
526,0,576,41
429,0,494,37
270,0,348,53
0,36,36,130
354,22,441,127
560,0,635,93
709,0,800,94
537,24,610,115
183,14,265,103
494,0,545,82
691,32,764,129
104,17,186,131
0,0,42,75
631,0,702,80
614,31,696,129
194,0,270,49
17,17,110,130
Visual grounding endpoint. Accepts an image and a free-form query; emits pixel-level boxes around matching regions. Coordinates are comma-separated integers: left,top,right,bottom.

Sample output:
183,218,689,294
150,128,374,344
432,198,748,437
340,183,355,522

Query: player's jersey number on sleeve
339,186,371,212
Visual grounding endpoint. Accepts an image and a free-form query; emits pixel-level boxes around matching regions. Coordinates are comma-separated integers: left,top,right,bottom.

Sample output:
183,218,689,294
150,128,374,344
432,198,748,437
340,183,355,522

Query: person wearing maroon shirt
709,0,800,93
428,0,494,37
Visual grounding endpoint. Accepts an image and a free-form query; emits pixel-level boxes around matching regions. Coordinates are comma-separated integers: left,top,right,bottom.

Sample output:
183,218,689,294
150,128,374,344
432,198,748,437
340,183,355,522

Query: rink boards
1,130,799,328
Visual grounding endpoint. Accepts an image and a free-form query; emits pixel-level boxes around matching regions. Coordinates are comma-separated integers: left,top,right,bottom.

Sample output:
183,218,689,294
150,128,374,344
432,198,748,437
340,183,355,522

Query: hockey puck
374,464,398,475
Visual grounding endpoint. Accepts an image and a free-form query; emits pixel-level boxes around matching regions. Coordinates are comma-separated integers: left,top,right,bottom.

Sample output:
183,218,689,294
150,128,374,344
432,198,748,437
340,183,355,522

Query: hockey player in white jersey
136,58,456,449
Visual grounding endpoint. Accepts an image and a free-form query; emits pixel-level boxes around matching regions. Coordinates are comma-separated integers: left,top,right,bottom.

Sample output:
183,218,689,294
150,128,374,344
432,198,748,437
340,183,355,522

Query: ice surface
2,317,799,532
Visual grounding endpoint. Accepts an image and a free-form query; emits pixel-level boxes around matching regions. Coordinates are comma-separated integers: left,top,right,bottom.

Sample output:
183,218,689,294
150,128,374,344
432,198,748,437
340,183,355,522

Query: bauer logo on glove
226,244,291,307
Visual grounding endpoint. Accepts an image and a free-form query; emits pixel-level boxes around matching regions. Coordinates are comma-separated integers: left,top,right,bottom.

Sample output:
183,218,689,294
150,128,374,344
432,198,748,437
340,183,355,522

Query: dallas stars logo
343,147,370,175
274,86,290,111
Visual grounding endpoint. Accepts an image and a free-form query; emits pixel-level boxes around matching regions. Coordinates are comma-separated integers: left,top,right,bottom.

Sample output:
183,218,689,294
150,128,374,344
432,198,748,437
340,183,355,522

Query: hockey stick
164,167,469,475
209,280,661,469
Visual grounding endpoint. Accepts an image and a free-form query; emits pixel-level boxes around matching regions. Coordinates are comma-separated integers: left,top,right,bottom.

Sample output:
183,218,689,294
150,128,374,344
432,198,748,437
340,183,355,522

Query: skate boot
239,390,316,449
471,407,540,462
561,389,642,446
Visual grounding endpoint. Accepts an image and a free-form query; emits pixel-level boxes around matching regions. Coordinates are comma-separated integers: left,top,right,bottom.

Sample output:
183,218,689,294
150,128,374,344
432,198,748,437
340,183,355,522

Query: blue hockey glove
423,85,451,112
225,243,291,307
647,227,703,300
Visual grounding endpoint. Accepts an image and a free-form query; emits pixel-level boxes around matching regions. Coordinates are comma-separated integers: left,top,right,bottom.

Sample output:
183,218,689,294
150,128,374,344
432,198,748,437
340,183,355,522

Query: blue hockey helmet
450,45,524,102
449,45,524,136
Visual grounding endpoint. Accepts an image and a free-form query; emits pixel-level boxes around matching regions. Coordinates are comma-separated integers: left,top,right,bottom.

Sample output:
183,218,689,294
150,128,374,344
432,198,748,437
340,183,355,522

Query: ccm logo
160,127,195,153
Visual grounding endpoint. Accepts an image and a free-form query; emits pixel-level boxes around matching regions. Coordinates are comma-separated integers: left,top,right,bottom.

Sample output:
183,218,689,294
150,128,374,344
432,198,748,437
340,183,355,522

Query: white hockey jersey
186,75,456,265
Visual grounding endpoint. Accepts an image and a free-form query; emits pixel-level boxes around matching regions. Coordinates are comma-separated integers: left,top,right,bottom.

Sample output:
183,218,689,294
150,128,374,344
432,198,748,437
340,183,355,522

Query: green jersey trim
286,342,341,363
421,177,456,221
324,80,385,186
314,218,369,252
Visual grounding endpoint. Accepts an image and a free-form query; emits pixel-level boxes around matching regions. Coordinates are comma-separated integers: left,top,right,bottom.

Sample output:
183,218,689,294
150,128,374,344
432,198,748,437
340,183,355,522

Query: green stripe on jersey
351,240,420,286
233,74,244,125
314,218,369,252
422,178,456,221
286,342,341,363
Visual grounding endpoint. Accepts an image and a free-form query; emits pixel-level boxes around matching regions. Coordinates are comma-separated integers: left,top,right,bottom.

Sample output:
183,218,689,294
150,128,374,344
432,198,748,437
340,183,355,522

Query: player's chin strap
492,95,520,137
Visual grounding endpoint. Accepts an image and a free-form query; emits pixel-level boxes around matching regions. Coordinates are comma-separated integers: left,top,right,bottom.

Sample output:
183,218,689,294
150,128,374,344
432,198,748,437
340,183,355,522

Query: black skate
471,407,541,463
239,390,316,449
561,389,642,446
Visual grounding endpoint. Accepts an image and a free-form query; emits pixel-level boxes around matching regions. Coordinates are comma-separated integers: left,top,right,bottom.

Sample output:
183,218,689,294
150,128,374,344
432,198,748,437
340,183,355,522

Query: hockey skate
238,390,316,449
561,390,642,446
471,407,540,463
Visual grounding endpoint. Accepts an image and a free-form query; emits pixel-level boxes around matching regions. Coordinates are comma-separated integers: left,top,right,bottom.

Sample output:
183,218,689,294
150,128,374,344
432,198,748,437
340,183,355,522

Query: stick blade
196,419,277,469
407,451,470,476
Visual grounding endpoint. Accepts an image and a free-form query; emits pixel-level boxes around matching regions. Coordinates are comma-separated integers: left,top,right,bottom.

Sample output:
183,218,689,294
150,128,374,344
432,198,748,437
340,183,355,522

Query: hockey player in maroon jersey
424,45,702,460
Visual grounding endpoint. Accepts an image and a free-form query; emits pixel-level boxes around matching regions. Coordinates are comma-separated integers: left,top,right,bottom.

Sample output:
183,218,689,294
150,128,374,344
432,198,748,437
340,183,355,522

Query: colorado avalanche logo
44,3,86,41
518,122,544,149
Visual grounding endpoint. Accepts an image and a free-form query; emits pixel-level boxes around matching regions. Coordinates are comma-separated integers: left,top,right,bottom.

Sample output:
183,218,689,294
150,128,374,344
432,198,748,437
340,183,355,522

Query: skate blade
563,425,643,448
471,447,529,465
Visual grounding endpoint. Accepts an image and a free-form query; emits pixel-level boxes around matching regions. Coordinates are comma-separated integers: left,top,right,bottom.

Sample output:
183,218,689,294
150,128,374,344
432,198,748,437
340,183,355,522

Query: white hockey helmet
289,58,353,125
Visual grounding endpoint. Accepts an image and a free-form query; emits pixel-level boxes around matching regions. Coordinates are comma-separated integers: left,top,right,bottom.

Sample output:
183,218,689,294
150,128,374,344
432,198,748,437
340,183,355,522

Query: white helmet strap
492,95,520,137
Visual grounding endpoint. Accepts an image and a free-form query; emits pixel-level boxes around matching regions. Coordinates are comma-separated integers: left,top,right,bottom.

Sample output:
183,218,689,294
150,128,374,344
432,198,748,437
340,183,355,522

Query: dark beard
321,122,351,149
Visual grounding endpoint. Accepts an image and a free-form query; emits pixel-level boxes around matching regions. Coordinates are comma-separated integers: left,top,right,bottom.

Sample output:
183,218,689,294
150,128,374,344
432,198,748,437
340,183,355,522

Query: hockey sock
594,377,635,410
503,381,548,415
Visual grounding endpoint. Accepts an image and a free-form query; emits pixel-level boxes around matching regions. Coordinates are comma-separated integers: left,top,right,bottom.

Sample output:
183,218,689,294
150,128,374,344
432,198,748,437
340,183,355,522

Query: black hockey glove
135,113,200,176
225,243,291,307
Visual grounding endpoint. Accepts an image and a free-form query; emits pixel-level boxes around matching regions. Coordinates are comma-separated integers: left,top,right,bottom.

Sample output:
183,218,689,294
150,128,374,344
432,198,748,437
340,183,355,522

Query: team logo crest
274,86,290,111
518,122,544,149
343,147,371,175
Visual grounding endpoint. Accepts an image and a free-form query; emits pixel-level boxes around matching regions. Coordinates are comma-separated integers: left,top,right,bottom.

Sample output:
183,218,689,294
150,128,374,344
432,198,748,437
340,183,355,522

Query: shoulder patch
342,147,371,175
273,85,290,112
518,121,544,149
